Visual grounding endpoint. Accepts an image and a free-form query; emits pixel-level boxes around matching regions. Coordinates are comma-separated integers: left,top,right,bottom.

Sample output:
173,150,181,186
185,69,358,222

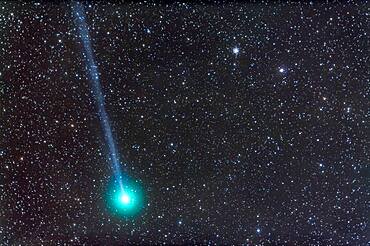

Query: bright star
232,47,239,55
279,68,285,73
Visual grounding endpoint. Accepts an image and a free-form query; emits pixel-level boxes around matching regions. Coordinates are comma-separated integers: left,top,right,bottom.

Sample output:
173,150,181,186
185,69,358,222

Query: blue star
232,47,240,55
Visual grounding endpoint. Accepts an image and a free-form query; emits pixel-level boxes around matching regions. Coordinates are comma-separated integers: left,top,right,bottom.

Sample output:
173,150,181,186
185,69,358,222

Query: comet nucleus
106,176,145,218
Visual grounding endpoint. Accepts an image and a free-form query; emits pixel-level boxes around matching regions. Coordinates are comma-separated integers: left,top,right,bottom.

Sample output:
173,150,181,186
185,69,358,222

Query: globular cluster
1,1,369,245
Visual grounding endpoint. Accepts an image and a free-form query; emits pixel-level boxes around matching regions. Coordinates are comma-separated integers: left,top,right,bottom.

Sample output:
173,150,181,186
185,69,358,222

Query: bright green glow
106,177,145,218
120,193,131,205
113,188,136,210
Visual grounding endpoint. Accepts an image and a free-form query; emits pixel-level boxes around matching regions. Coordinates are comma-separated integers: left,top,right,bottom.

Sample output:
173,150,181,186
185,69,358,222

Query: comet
72,1,144,217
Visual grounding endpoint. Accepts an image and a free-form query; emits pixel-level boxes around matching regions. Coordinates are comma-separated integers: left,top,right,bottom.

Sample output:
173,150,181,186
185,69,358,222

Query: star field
1,2,369,245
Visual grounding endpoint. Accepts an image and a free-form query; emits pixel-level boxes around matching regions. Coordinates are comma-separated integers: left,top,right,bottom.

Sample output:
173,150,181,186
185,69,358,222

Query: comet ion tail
72,1,145,218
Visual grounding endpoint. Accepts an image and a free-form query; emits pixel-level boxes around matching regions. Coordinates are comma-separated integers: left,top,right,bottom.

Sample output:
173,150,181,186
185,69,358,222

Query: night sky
1,1,369,245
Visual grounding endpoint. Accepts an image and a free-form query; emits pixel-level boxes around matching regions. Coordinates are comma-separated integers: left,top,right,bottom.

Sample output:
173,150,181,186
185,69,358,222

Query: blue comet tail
72,2,123,190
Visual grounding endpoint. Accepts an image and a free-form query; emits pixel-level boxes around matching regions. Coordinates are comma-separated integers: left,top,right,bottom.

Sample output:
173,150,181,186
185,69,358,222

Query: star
232,47,240,55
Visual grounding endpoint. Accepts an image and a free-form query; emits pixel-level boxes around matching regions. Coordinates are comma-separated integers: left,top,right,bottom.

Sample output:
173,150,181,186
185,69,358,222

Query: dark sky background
1,1,369,245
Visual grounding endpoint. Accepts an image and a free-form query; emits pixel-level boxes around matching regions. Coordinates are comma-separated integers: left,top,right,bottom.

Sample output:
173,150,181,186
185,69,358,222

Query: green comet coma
105,177,145,218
